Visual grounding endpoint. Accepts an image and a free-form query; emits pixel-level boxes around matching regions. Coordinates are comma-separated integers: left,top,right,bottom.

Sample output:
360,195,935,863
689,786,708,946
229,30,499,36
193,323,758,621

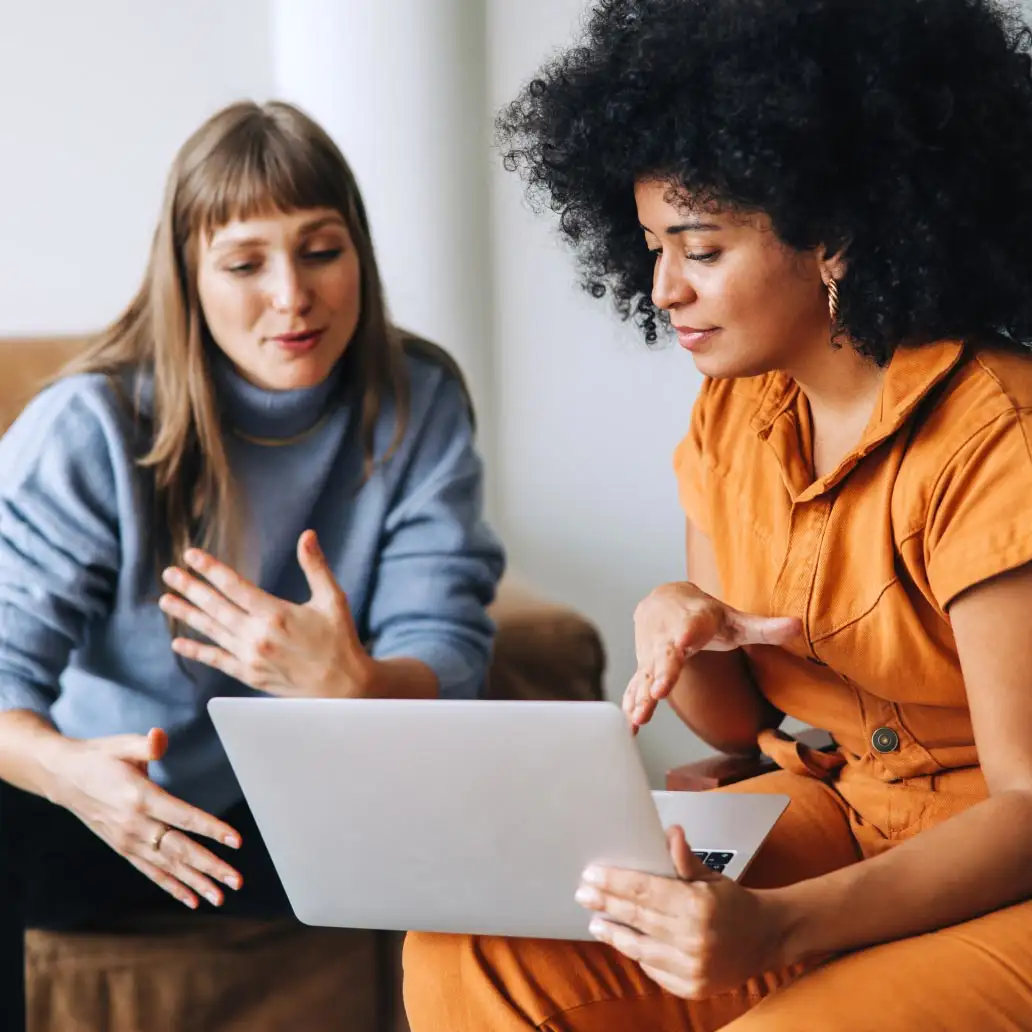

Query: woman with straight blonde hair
0,99,503,1027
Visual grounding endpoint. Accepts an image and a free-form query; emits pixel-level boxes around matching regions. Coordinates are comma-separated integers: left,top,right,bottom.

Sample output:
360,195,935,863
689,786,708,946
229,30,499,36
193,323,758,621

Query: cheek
199,276,265,338
320,259,362,319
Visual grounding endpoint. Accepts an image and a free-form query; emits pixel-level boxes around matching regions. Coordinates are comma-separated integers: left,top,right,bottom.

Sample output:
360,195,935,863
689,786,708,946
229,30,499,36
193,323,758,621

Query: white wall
0,0,274,333
269,0,497,479
487,0,711,783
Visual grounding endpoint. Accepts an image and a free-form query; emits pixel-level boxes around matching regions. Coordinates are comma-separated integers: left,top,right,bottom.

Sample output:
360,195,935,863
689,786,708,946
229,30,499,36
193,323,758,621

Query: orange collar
749,341,965,501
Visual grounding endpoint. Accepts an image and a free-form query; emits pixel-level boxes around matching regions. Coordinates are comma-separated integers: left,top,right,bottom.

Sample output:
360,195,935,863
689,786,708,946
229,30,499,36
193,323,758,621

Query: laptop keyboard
692,850,736,874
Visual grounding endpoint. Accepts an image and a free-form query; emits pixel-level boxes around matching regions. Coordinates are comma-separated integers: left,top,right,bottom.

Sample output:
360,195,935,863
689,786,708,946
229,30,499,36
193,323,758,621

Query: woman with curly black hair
403,0,1032,1028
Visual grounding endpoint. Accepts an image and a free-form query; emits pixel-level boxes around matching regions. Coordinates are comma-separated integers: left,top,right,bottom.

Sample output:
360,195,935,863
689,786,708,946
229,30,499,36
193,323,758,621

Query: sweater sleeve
365,374,505,699
0,383,122,716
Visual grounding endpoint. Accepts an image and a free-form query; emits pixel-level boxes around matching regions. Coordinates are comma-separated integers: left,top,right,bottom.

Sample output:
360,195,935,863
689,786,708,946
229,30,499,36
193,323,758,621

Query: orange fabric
403,341,1032,1030
675,340,1032,850
403,771,1032,1030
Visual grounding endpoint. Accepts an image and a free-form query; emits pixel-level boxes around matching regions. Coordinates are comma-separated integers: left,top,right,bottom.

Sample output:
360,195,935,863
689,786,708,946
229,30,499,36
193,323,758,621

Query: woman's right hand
624,582,800,733
45,728,243,909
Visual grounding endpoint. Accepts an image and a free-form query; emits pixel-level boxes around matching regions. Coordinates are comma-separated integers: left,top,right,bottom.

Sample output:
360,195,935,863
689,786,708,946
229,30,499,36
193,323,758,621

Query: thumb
297,530,344,609
96,727,168,764
666,825,721,882
727,610,802,648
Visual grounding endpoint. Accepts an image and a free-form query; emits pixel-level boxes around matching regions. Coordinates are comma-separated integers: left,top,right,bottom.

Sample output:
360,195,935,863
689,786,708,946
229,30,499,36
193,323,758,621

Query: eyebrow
641,219,722,236
210,215,347,251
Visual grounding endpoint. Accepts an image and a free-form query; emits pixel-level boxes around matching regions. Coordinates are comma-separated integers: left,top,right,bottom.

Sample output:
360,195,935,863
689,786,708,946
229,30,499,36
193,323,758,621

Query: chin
690,349,775,381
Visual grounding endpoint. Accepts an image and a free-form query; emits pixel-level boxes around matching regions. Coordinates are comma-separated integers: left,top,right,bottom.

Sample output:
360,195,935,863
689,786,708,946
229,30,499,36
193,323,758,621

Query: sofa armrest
485,576,605,703
665,728,835,791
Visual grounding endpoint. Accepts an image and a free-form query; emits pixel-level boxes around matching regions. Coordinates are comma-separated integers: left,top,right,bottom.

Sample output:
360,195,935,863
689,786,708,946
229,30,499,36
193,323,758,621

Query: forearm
0,709,73,800
773,789,1032,963
666,649,782,755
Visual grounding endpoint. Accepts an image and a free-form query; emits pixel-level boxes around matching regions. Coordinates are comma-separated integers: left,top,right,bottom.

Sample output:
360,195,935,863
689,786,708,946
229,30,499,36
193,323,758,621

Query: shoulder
0,373,135,490
399,333,475,427
910,345,1032,468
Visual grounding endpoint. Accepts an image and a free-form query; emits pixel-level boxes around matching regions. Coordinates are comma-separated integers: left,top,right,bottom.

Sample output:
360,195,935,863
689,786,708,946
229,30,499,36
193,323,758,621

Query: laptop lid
209,698,785,941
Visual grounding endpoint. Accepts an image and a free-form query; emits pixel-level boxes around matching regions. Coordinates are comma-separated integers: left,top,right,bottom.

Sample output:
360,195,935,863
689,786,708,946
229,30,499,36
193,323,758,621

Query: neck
211,351,346,441
785,336,886,419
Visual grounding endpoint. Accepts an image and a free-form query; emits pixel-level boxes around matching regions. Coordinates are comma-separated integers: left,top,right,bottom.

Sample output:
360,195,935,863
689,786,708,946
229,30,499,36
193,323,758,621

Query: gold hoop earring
826,277,840,324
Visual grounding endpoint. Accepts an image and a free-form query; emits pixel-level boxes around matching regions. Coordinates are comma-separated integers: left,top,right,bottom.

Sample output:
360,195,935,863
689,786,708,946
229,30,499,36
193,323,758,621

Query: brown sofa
0,336,606,1032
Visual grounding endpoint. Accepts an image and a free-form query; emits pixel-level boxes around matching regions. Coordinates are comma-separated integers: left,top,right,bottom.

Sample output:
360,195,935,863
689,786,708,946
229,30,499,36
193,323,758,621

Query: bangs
184,112,356,240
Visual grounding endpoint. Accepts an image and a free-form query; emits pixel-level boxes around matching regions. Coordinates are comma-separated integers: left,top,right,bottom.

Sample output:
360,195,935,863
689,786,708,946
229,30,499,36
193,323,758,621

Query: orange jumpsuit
404,341,1032,1030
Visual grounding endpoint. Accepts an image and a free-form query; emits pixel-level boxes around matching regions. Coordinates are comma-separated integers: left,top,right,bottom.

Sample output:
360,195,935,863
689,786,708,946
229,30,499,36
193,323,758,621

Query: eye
226,261,259,276
686,250,721,264
303,247,344,263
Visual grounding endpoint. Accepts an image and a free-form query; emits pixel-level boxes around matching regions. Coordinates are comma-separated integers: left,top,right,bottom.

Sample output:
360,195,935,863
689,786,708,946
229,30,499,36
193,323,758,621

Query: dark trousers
0,779,291,1031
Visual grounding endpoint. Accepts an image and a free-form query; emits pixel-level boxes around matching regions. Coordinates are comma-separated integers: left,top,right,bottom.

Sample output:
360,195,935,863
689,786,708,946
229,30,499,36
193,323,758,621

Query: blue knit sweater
0,349,504,813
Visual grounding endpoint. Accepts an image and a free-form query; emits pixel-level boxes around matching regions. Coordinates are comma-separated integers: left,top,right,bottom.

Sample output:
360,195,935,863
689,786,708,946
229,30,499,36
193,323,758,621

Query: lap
404,771,1032,1031
727,898,1032,1031
2,779,290,929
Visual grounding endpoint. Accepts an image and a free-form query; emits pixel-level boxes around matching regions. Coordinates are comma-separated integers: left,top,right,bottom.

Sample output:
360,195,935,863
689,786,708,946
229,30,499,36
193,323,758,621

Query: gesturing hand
53,728,242,910
575,825,793,999
624,582,800,732
159,529,375,698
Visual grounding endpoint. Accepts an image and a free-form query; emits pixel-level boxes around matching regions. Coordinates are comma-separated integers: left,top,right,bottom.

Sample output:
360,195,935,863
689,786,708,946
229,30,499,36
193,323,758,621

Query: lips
271,329,325,353
674,326,719,351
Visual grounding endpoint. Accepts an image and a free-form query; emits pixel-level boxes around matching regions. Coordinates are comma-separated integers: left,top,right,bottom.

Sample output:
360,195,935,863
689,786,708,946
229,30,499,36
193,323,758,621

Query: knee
402,931,471,1008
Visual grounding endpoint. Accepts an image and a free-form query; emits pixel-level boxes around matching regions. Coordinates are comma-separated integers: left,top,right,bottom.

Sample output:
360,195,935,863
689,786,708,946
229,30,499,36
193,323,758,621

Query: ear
819,244,849,284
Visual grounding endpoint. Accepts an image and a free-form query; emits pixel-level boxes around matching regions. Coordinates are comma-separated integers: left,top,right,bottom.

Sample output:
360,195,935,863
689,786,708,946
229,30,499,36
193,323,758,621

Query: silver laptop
208,698,787,941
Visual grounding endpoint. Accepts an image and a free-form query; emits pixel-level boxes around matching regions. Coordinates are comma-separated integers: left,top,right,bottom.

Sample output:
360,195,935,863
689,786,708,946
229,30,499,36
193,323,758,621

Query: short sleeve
925,408,1032,610
672,378,714,536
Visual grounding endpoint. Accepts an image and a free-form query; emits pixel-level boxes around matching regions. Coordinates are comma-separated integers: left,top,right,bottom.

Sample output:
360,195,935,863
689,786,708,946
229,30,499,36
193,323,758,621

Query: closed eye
303,248,344,263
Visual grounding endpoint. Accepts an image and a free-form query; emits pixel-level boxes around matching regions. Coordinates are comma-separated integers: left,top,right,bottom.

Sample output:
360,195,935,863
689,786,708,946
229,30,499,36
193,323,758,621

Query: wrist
320,653,381,699
30,729,82,805
760,883,828,967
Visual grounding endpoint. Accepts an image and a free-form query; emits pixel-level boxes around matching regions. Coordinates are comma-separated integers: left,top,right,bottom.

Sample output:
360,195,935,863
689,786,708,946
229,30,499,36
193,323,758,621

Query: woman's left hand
159,529,376,698
575,825,793,999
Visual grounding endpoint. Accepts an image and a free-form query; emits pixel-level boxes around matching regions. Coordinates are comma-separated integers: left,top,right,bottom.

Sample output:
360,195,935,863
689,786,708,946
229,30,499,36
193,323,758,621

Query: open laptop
208,698,787,941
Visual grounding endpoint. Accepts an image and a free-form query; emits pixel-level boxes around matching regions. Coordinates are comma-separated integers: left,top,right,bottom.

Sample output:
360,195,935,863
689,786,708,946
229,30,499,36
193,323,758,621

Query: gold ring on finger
151,824,171,852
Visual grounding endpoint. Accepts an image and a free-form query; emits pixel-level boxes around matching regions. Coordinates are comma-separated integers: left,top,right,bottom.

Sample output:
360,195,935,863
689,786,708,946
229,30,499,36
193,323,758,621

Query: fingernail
589,918,606,937
162,568,180,584
224,834,241,849
184,549,201,564
225,874,242,890
205,890,221,906
582,866,603,885
182,896,198,910
575,886,601,906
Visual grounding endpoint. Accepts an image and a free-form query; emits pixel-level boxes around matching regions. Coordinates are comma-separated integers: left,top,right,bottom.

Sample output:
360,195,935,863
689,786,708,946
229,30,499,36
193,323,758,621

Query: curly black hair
498,0,1032,361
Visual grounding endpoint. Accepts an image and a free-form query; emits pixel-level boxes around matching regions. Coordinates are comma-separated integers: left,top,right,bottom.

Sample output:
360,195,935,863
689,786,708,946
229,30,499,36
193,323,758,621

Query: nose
651,252,696,312
269,258,313,315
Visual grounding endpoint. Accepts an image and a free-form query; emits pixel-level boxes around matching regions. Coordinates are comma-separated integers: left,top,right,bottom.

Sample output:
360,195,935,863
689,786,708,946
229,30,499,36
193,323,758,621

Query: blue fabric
0,348,504,813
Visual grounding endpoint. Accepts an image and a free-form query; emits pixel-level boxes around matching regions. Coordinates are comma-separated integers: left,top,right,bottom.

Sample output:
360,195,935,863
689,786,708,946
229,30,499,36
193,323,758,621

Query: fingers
182,549,274,613
95,730,167,764
296,531,346,612
576,880,680,940
170,636,248,681
143,784,242,849
161,566,248,635
666,825,719,882
587,917,677,972
622,671,657,731
127,854,199,910
649,642,687,701
150,829,242,905
159,592,238,652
